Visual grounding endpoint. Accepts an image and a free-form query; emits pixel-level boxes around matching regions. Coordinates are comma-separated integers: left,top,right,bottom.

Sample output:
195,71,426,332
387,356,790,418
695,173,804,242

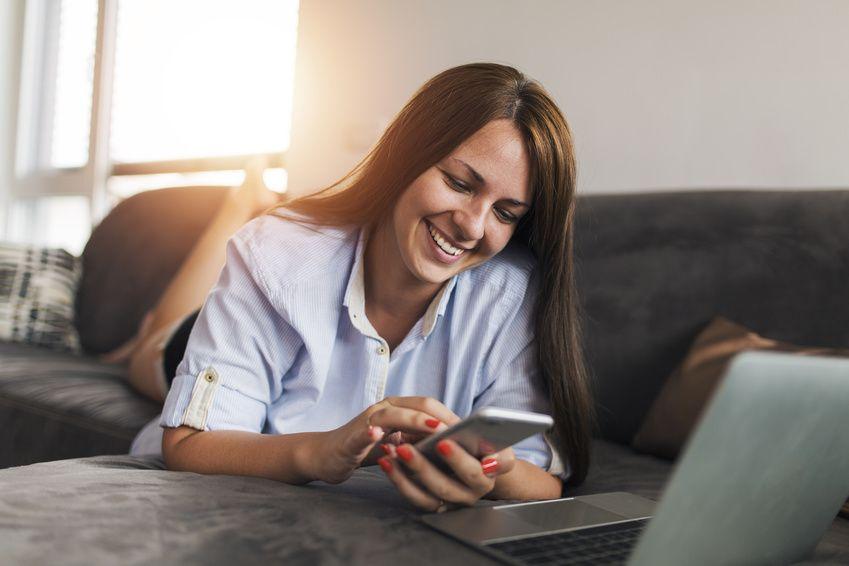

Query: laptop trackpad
498,499,626,530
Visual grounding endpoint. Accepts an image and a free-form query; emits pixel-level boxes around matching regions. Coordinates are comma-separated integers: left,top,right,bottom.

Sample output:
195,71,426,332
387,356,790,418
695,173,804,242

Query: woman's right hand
306,397,461,484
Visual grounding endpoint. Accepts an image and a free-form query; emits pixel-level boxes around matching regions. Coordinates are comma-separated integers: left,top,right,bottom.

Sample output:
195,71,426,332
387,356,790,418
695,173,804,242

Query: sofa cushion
0,342,160,468
632,316,849,459
75,186,229,355
574,190,849,444
0,443,845,564
0,243,81,352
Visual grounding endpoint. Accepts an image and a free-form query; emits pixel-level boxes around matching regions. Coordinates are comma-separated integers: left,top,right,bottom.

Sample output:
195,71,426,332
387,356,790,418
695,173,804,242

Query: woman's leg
103,161,282,401
124,323,184,402
146,163,280,340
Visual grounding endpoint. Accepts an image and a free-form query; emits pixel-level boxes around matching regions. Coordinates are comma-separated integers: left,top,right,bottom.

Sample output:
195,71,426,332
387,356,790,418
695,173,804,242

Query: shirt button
377,346,387,355
352,313,358,319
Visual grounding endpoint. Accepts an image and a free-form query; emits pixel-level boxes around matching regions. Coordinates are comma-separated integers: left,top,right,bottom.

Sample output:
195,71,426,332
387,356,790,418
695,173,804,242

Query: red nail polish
396,444,413,462
436,440,452,457
380,444,391,455
425,418,440,429
481,458,499,475
378,457,392,473
479,440,496,455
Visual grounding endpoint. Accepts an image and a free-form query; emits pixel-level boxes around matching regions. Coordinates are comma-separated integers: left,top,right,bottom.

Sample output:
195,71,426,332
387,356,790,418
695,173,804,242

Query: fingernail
396,444,413,462
479,440,496,455
378,457,392,474
436,440,452,457
368,425,384,440
425,418,440,429
380,444,392,455
481,458,499,475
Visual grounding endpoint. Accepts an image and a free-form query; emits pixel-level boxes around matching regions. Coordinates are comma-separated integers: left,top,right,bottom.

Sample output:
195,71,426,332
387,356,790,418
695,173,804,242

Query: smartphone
414,407,553,471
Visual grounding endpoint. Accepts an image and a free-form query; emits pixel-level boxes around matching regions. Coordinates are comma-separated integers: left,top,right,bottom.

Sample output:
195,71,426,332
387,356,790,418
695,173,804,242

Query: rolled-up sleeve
160,230,302,433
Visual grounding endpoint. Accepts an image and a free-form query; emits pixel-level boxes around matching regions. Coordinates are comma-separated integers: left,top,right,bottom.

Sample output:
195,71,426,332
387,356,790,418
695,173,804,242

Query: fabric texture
632,316,849,459
0,341,160,468
0,444,846,565
0,242,81,352
150,213,559,474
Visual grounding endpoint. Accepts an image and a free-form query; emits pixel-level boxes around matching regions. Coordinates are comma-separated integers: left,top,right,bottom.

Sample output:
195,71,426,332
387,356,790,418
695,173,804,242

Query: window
50,0,98,169
110,0,299,163
9,0,299,253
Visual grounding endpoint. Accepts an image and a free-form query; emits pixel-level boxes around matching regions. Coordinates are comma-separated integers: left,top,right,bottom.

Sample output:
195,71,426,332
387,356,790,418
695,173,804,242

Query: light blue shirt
144,213,563,475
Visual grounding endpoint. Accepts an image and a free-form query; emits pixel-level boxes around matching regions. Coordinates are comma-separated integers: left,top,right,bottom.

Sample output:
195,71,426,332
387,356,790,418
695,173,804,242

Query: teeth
428,224,464,256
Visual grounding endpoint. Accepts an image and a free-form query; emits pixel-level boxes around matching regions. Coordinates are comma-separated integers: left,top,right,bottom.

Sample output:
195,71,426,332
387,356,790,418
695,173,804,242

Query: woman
135,62,594,510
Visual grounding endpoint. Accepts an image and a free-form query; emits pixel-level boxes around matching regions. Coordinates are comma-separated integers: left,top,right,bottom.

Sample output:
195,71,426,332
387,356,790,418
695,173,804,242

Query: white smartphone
414,407,553,470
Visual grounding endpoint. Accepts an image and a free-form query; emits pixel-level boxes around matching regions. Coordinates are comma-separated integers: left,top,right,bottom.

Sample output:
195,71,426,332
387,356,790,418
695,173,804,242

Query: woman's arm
163,425,323,484
163,396,459,485
488,459,563,500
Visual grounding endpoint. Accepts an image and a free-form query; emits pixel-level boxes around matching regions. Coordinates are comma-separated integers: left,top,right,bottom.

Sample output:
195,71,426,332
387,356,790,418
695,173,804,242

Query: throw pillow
632,316,847,460
0,242,81,352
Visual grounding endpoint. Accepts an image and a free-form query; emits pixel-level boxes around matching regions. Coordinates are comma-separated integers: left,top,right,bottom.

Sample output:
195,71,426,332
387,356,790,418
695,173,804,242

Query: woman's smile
423,220,466,265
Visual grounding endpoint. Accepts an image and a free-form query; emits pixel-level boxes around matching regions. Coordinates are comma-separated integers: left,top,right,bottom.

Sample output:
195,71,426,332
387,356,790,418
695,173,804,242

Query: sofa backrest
75,187,229,354
575,190,849,444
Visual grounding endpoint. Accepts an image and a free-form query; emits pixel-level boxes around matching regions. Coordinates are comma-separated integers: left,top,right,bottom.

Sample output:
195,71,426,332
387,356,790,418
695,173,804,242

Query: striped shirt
142,213,564,476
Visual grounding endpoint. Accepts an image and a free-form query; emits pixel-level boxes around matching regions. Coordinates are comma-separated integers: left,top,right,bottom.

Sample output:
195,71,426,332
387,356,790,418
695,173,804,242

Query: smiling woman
361,119,534,351
148,63,593,510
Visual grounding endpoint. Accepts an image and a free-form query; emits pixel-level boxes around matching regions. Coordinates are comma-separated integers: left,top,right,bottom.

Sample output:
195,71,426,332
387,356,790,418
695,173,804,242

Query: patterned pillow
0,243,81,352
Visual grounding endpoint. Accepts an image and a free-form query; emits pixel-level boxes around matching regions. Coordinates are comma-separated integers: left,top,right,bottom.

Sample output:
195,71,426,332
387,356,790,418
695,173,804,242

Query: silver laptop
421,351,849,565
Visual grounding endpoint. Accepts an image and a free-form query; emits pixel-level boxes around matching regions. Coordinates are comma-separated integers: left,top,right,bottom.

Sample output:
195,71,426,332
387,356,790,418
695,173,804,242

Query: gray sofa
0,187,847,564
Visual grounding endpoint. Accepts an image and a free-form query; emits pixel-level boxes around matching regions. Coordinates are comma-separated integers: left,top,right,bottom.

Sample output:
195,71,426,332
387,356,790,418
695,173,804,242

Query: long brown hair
276,63,594,486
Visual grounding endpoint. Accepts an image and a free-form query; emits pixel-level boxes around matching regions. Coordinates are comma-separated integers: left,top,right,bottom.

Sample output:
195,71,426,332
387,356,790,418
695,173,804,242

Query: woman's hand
306,396,460,484
378,440,516,511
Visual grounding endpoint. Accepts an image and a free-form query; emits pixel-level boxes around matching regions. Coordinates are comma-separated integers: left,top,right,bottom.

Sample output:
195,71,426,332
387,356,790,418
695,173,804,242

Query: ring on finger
436,499,449,513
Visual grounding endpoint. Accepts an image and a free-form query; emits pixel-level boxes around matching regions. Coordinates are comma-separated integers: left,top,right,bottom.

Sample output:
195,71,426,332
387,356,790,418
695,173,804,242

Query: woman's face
388,119,532,287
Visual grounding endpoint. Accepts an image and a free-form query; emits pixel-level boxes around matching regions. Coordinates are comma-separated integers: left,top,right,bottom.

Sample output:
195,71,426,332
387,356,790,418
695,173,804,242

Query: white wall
287,0,849,196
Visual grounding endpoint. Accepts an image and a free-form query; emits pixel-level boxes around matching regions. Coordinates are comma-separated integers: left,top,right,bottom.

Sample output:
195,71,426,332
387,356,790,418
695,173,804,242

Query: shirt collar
343,227,457,339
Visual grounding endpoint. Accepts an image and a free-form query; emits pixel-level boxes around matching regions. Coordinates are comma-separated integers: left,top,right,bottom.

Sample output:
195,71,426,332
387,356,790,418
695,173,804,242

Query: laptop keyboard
486,518,649,565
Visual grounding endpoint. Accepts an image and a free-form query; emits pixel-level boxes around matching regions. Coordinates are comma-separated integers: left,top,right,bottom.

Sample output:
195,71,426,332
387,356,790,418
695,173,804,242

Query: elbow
549,474,566,499
162,425,201,470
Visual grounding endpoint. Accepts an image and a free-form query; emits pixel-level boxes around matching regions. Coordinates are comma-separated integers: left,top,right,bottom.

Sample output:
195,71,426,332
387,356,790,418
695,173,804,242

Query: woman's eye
444,175,469,193
495,208,518,223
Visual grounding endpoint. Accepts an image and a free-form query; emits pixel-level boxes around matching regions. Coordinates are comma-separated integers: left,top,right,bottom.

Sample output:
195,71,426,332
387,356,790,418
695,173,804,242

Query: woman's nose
452,202,487,242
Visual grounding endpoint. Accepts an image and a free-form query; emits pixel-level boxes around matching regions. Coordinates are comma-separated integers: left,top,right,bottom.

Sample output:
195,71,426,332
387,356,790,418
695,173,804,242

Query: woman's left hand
378,440,516,511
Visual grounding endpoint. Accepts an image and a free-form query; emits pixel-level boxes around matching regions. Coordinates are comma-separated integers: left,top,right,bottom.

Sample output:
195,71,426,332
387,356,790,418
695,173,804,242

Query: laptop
421,351,849,565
